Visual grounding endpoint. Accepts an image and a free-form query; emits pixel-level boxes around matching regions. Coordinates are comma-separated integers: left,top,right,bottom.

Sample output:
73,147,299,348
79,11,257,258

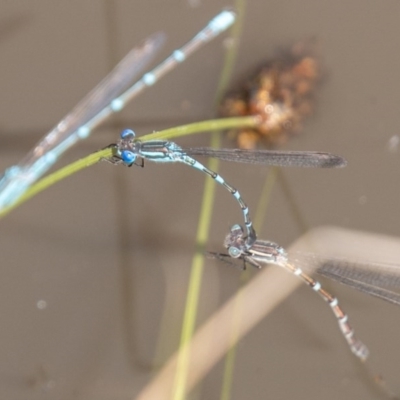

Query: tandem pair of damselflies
108,128,346,248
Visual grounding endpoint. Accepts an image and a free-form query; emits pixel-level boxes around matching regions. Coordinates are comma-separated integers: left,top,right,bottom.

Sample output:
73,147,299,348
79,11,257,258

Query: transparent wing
315,269,400,306
289,251,400,306
183,148,347,168
210,247,400,306
0,10,237,209
21,32,166,167
0,33,165,207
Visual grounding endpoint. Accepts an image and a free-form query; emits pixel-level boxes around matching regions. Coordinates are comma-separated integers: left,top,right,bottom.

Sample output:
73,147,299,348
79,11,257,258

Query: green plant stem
220,169,278,400
253,167,279,234
0,148,112,218
0,116,258,220
172,134,221,400
173,2,245,397
143,116,256,141
216,2,249,400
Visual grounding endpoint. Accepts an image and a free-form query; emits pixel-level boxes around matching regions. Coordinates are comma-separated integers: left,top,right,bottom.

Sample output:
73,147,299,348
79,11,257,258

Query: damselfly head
117,129,139,165
120,129,136,140
224,224,247,258
121,150,136,165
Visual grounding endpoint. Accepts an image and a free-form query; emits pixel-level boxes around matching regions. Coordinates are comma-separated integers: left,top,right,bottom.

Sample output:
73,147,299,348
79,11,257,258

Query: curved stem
0,116,258,219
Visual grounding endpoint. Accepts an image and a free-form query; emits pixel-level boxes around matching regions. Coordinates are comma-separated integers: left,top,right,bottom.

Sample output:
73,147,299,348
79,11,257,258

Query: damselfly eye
120,129,135,140
230,224,244,235
228,246,242,258
121,150,136,164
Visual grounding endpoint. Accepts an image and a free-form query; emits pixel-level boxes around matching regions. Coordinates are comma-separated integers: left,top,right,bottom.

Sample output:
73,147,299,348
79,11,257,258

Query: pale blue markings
121,128,134,139
312,281,321,291
0,10,236,209
208,10,236,34
77,126,90,139
0,33,165,208
193,10,235,44
330,298,339,307
113,129,256,247
110,98,124,112
143,73,156,86
221,224,369,361
173,50,185,62
194,32,208,42
214,175,224,184
4,166,20,179
294,267,302,276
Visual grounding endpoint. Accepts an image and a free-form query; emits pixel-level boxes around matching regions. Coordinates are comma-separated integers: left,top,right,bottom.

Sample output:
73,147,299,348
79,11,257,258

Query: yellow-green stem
0,117,258,220
172,2,245,397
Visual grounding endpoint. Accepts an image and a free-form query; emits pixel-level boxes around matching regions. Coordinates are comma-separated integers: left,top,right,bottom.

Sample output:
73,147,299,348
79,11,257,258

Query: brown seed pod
221,40,321,149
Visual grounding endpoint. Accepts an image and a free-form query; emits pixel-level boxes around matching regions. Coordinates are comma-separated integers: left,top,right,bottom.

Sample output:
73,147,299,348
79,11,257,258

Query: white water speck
37,300,47,310
187,0,201,8
359,195,367,205
387,135,399,153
